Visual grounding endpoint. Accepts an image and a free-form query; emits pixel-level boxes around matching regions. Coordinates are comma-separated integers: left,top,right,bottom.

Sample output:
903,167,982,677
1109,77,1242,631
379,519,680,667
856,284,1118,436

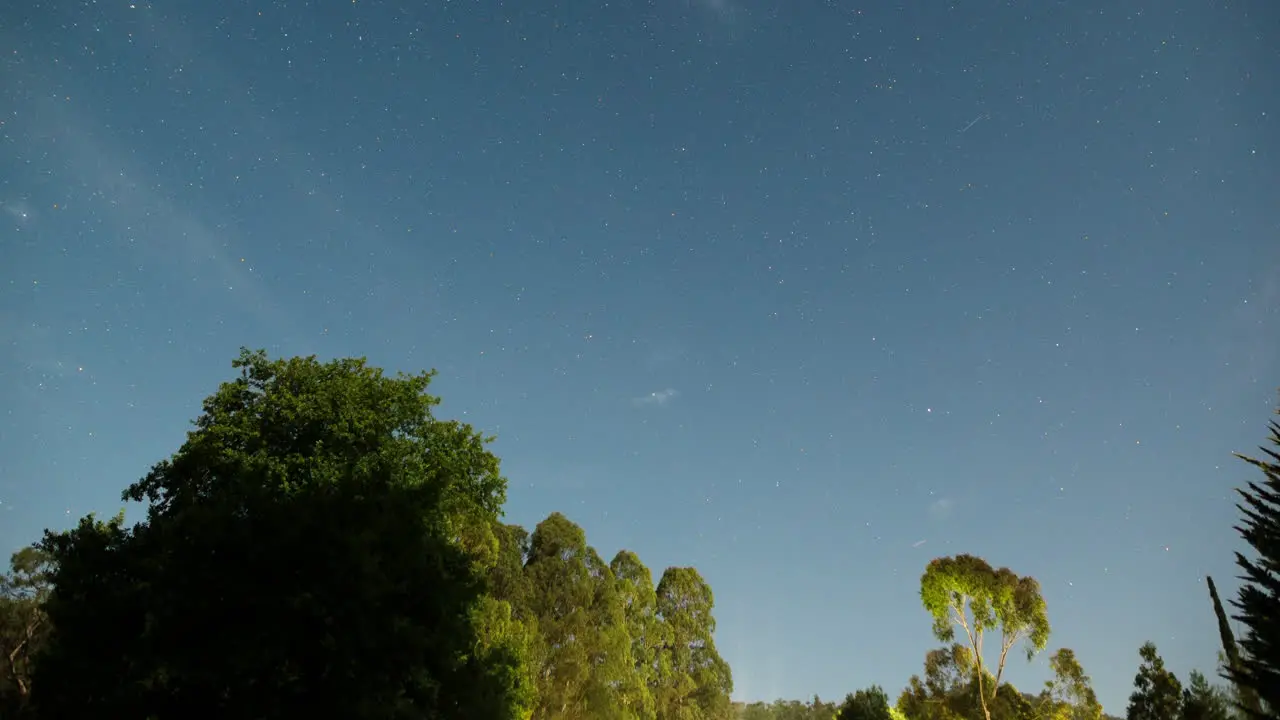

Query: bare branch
992,626,1024,697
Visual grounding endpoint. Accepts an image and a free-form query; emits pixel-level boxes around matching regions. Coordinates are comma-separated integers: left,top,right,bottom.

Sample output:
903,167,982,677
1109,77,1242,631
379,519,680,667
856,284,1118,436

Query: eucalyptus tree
654,566,733,720
919,554,1051,720
524,512,637,719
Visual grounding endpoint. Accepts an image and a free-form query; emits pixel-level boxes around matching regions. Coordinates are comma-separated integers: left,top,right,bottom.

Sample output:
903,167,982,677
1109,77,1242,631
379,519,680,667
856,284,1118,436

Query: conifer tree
1181,670,1233,720
1229,400,1280,720
1207,575,1261,717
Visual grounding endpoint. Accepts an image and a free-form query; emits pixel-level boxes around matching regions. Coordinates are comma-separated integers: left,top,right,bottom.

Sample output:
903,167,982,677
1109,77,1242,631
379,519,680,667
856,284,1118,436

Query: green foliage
1229,404,1280,720
489,523,534,616
1207,576,1261,719
481,513,736,720
523,512,638,719
895,644,1053,720
894,642,1105,720
837,685,893,720
612,550,665,720
735,696,838,720
897,644,975,720
1127,642,1184,720
654,566,734,720
30,349,529,719
1181,670,1234,720
0,546,53,716
991,683,1037,720
470,595,539,720
4,347,1273,720
919,555,1051,720
1039,649,1102,720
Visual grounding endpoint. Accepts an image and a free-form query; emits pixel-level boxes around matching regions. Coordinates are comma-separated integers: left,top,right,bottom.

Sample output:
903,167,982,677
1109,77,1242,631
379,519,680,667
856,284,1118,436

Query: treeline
0,349,1276,720
729,641,1237,720
485,514,734,719
0,349,731,719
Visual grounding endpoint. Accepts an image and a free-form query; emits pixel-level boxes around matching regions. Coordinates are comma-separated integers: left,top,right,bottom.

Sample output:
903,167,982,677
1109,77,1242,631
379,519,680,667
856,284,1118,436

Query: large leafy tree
470,593,540,719
1126,642,1183,720
612,550,665,720
898,644,975,720
919,555,1051,720
0,546,53,716
523,512,636,719
897,644,1037,720
653,566,733,720
1037,649,1103,720
1229,401,1280,720
479,521,541,715
29,349,531,719
489,523,534,617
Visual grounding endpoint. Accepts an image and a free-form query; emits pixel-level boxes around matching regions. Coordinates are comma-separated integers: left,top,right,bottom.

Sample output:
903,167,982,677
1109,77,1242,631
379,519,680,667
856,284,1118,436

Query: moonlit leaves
1046,648,1103,720
920,555,996,642
1002,571,1052,661
919,555,1052,720
919,554,1051,663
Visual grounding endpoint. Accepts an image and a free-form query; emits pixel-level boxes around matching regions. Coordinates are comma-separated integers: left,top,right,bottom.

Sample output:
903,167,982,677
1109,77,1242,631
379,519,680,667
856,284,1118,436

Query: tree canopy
837,685,894,720
30,349,530,719
0,350,1274,720
920,555,1051,720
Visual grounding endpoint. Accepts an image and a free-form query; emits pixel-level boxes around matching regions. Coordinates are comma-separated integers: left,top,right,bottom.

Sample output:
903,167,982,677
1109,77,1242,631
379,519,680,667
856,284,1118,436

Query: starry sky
2,0,1278,712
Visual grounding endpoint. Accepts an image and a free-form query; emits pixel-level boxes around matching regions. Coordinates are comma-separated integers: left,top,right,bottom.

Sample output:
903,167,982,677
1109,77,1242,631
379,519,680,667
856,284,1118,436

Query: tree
30,348,531,719
0,546,53,716
470,593,540,720
837,685,894,720
1229,401,1280,720
1127,642,1183,720
1039,649,1102,720
523,512,636,719
897,643,1041,720
919,555,1051,720
653,566,733,720
990,684,1036,720
897,644,975,720
1207,576,1261,718
1181,670,1233,720
737,696,837,720
611,550,665,720
481,519,542,714
489,523,534,617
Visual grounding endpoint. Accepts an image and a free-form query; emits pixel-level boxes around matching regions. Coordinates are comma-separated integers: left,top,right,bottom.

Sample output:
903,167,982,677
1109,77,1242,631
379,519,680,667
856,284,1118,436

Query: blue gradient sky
2,0,1277,712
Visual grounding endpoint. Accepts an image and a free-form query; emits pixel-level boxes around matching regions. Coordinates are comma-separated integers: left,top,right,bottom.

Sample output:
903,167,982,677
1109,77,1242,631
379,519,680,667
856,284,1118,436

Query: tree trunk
976,676,992,720
7,644,29,702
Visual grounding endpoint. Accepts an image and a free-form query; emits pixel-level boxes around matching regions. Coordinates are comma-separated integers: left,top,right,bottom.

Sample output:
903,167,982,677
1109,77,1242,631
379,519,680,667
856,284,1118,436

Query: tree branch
7,637,29,697
952,599,992,720
992,627,1023,697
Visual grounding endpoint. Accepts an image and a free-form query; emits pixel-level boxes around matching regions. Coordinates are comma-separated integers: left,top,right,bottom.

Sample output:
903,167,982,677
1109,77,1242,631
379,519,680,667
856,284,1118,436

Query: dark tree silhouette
30,349,531,720
1228,400,1280,720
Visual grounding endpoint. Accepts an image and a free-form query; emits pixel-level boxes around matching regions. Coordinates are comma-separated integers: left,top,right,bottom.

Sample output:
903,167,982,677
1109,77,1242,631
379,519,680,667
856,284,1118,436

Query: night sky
2,0,1278,712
